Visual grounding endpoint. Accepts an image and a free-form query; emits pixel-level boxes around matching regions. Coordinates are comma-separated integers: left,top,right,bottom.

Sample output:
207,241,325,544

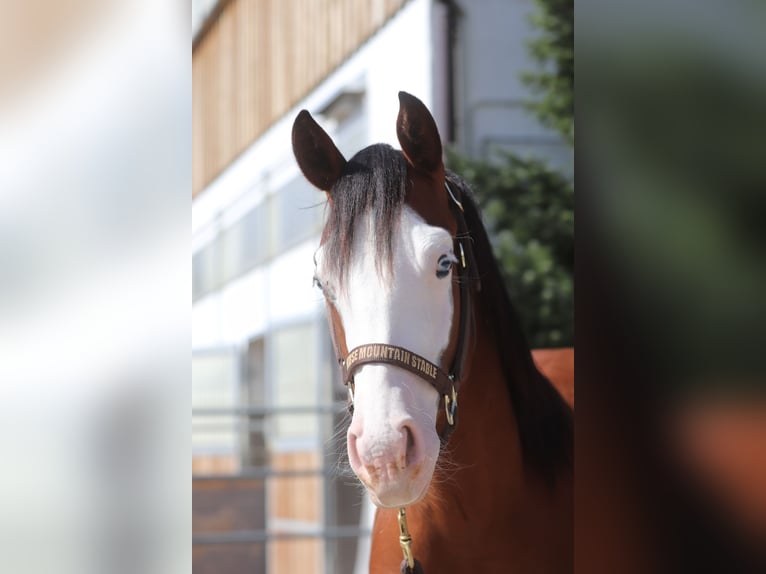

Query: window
192,349,239,456
244,338,268,468
192,240,221,301
270,323,319,442
274,177,325,251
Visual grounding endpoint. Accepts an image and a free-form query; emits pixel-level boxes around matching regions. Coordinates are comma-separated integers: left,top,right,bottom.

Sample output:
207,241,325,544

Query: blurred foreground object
673,397,766,547
0,0,103,104
577,0,766,571
579,0,766,389
0,1,190,573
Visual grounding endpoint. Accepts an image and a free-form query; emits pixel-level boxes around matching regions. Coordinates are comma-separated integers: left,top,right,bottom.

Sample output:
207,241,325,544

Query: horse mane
446,170,573,481
323,144,572,479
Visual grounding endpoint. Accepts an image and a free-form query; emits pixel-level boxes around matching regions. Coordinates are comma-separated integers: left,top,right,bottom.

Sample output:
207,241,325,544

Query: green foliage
447,151,573,348
523,0,574,144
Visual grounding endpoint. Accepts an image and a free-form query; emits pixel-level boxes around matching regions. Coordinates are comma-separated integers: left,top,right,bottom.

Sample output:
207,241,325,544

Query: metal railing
192,402,367,574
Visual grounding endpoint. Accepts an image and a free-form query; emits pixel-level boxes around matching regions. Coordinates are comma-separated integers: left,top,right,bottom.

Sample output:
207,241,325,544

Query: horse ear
396,91,443,174
292,110,347,193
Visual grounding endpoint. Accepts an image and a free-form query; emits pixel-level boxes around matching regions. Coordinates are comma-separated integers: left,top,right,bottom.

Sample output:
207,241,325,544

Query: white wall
453,0,571,170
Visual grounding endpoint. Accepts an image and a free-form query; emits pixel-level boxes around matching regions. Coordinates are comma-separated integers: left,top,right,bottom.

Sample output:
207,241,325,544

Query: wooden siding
268,450,323,573
193,477,267,574
192,453,240,475
193,0,409,197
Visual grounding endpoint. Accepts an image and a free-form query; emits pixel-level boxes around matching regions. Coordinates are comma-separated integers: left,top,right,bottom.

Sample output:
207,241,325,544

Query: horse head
292,92,466,508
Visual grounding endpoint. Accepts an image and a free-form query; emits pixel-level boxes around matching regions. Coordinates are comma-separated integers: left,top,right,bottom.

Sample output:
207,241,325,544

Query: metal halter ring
445,181,464,212
458,242,466,269
444,384,458,426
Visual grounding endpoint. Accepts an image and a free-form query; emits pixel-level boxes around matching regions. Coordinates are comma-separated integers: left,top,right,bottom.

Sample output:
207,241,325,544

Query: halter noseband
329,181,476,442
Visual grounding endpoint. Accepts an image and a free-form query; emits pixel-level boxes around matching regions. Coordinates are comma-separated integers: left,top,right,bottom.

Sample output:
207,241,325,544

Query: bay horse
292,92,573,573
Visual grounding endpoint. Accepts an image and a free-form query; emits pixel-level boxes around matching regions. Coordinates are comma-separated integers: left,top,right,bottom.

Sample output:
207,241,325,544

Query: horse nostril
347,430,362,470
401,424,419,467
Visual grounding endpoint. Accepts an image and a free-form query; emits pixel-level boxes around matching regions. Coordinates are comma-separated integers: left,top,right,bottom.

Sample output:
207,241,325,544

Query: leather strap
341,343,454,397
448,182,476,391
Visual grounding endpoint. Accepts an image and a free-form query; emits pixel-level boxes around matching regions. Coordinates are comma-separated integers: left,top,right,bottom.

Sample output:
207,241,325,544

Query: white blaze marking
316,206,455,507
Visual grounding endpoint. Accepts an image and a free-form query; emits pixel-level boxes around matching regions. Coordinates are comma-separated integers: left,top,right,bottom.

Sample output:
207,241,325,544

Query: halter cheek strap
328,182,476,442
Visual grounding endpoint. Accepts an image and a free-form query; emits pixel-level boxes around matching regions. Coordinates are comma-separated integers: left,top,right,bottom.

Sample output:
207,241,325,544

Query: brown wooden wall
193,477,267,574
193,0,409,197
268,450,323,573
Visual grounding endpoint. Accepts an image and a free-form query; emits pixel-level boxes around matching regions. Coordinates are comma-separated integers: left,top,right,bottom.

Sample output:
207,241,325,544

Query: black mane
324,145,573,478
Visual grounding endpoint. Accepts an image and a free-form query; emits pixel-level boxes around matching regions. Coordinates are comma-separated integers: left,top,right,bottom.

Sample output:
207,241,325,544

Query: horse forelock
322,144,408,285
321,143,455,286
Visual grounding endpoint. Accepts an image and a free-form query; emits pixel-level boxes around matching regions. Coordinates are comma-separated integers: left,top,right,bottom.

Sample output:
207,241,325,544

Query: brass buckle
458,242,466,269
444,384,458,426
397,507,415,570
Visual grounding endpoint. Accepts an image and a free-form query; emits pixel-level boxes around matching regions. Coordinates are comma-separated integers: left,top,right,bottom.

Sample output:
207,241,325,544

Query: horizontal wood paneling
193,0,408,197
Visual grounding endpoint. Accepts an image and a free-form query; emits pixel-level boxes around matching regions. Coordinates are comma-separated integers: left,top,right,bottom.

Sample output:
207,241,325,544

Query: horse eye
436,254,454,279
312,276,323,291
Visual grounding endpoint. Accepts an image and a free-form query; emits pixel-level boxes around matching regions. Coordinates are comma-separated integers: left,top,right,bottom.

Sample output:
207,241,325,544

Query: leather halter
327,182,476,442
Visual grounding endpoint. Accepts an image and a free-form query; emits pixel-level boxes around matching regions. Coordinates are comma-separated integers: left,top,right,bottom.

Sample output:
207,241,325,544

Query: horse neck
433,308,525,510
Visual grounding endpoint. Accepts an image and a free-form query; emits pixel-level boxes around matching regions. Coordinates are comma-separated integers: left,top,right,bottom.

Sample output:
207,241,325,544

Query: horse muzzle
347,413,437,508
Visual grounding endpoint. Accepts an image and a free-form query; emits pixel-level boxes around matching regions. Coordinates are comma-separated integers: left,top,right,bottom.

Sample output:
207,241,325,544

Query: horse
292,92,573,573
